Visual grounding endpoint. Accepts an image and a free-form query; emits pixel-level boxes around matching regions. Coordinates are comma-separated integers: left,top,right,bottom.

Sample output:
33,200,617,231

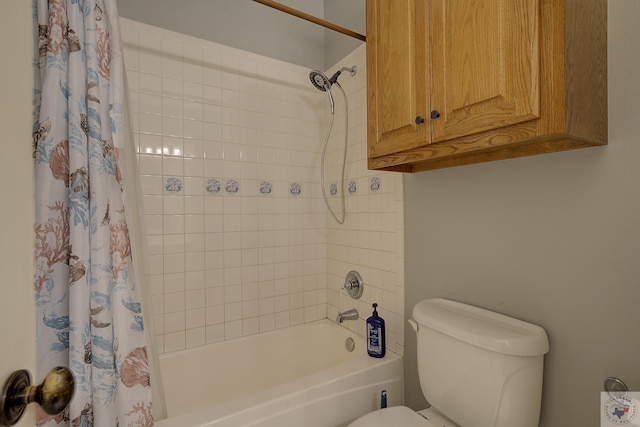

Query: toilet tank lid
412,299,549,356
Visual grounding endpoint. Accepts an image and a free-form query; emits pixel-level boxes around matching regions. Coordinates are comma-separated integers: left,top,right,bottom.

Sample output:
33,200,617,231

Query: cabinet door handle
415,116,425,125
430,110,441,119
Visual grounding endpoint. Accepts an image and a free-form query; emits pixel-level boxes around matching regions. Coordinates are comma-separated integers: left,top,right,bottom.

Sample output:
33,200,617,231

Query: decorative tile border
160,177,382,198
157,178,328,197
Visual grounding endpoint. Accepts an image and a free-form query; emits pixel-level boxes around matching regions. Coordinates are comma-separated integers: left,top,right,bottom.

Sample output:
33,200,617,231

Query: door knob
0,367,74,426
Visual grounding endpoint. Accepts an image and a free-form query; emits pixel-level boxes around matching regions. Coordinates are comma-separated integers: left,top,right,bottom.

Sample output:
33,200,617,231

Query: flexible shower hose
321,82,348,225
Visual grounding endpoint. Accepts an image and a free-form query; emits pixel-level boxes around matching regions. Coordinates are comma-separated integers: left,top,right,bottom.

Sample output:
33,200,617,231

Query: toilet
349,298,549,427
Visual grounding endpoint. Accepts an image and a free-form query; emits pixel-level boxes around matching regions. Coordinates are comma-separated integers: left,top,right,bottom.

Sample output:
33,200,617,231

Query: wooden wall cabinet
366,0,607,172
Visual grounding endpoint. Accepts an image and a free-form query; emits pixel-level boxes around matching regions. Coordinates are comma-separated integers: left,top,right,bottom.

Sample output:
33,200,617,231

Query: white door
0,0,37,425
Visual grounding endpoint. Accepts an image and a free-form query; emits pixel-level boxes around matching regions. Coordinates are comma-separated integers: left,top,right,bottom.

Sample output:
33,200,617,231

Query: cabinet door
367,0,429,158
429,0,540,143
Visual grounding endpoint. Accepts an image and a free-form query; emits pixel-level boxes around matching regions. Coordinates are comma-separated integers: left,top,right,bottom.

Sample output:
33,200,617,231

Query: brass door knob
0,367,74,426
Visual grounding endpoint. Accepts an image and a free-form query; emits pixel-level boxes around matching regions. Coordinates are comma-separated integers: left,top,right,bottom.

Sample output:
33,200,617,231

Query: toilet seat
347,406,459,427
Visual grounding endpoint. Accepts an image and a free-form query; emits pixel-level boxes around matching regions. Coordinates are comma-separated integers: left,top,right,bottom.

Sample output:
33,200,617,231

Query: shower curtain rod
252,0,366,42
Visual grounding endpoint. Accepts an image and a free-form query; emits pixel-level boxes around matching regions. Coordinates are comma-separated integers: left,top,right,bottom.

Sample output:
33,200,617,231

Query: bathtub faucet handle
336,308,358,323
341,271,363,299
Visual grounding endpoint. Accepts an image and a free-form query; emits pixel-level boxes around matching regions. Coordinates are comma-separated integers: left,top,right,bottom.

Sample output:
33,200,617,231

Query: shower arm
252,0,366,42
329,67,358,85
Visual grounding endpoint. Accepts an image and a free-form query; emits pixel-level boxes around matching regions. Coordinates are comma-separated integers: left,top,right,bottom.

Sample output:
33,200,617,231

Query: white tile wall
322,48,406,357
120,18,404,356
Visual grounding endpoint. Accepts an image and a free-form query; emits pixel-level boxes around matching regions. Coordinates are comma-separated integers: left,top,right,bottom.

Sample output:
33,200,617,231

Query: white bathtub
154,319,403,427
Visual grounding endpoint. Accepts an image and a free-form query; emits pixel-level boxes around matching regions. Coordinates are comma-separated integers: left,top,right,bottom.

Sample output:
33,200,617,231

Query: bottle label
368,323,381,353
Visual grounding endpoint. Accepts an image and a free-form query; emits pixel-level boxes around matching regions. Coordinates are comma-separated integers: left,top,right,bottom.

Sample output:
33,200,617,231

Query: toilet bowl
347,298,549,427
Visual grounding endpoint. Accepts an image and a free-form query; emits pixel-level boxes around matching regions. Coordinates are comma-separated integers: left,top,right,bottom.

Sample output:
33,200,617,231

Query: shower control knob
415,116,425,125
430,110,441,120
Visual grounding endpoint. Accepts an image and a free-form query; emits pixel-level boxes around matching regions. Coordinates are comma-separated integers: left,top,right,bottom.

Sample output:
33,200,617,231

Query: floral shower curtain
33,0,153,425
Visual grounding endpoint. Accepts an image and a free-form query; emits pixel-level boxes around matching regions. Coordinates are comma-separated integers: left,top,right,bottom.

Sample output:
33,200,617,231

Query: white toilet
349,298,549,427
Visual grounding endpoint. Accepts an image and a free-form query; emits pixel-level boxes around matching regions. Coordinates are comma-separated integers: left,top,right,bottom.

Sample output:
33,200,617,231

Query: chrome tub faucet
336,308,358,323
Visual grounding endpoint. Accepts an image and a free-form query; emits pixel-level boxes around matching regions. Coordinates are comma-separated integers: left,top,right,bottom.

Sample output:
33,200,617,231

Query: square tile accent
164,177,183,193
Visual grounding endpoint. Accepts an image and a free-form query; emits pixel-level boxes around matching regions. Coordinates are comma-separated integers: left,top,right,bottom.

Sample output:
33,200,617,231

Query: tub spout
336,309,358,323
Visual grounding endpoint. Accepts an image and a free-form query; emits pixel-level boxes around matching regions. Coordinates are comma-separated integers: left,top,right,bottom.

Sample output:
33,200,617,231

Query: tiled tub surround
323,48,405,357
120,18,404,355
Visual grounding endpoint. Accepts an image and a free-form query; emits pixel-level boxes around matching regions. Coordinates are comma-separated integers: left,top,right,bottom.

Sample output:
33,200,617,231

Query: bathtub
155,319,403,427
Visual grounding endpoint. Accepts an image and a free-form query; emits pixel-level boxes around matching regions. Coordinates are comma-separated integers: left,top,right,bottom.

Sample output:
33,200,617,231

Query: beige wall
117,0,326,69
0,0,36,425
324,0,366,69
403,1,638,426
117,0,366,71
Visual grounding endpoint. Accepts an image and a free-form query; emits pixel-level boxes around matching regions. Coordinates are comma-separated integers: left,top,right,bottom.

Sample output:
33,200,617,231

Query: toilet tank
411,299,549,427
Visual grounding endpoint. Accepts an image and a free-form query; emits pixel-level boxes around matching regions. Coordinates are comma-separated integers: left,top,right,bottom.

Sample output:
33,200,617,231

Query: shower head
309,70,335,113
309,66,357,114
310,70,331,92
309,66,357,91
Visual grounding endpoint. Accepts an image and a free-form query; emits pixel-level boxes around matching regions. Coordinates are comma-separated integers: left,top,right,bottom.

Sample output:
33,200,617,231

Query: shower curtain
33,0,153,425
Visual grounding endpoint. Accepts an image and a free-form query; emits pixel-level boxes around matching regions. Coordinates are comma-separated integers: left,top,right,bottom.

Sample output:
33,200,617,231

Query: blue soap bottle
366,303,385,358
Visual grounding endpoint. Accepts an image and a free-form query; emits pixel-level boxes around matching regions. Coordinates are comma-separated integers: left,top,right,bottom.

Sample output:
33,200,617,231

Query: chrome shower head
310,66,357,91
309,66,357,114
309,70,335,113
310,70,331,92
